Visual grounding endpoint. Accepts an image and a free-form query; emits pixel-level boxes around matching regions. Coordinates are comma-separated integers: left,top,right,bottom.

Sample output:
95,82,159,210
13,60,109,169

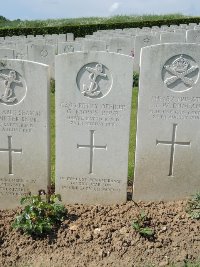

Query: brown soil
0,191,200,267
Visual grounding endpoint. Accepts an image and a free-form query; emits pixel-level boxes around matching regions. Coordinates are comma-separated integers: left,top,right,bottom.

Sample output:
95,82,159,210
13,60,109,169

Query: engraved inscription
77,62,113,99
61,102,127,127
162,54,199,92
150,95,200,120
0,177,26,196
0,177,36,197
60,176,121,193
0,136,22,175
156,124,190,176
0,109,41,133
0,69,27,105
77,130,107,174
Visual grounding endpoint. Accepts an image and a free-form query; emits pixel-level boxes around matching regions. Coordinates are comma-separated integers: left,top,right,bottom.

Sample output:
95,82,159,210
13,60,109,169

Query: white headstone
133,43,200,201
15,42,28,60
82,39,106,52
189,23,197,27
0,48,15,59
58,34,66,42
123,28,138,35
75,37,85,43
26,35,34,39
133,34,160,71
12,35,26,42
58,41,82,54
194,25,200,30
67,33,74,42
0,59,50,209
169,25,179,30
179,24,189,30
4,36,13,41
186,29,200,43
160,32,186,43
55,51,133,204
160,25,169,31
152,26,160,30
28,44,55,79
108,37,135,56
35,35,44,39
175,29,187,35
45,35,58,46
85,35,96,39
27,39,46,46
139,27,151,34
2,41,16,49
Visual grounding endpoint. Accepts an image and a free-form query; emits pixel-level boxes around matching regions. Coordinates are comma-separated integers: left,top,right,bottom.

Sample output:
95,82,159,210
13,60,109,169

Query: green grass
0,14,192,29
50,91,55,183
128,87,138,179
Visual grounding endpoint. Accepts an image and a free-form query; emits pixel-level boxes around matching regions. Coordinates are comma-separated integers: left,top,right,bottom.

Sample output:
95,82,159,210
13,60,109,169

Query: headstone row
0,51,133,208
2,26,200,76
0,43,200,209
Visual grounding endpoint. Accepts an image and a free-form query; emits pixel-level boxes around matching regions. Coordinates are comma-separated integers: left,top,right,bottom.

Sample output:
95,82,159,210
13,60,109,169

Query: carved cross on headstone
77,130,107,174
156,124,190,176
0,136,22,174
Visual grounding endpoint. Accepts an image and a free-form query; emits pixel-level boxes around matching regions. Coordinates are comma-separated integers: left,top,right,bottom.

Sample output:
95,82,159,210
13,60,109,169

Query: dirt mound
0,198,199,267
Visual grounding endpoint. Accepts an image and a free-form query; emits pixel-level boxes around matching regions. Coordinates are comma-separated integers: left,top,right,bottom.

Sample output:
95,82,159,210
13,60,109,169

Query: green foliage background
0,14,200,37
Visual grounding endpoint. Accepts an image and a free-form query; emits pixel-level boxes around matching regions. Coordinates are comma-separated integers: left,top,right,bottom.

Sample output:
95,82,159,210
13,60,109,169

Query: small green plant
12,189,67,236
132,211,154,238
186,192,200,220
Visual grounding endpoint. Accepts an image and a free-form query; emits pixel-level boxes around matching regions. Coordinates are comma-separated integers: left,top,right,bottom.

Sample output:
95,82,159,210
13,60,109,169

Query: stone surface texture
133,43,200,201
55,51,133,204
0,59,50,209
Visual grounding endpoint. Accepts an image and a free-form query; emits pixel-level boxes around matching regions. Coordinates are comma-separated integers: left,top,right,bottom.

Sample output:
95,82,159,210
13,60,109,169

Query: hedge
0,17,200,37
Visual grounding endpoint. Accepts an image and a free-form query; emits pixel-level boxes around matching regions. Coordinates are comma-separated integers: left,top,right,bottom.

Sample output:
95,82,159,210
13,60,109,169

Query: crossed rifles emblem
164,55,198,87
